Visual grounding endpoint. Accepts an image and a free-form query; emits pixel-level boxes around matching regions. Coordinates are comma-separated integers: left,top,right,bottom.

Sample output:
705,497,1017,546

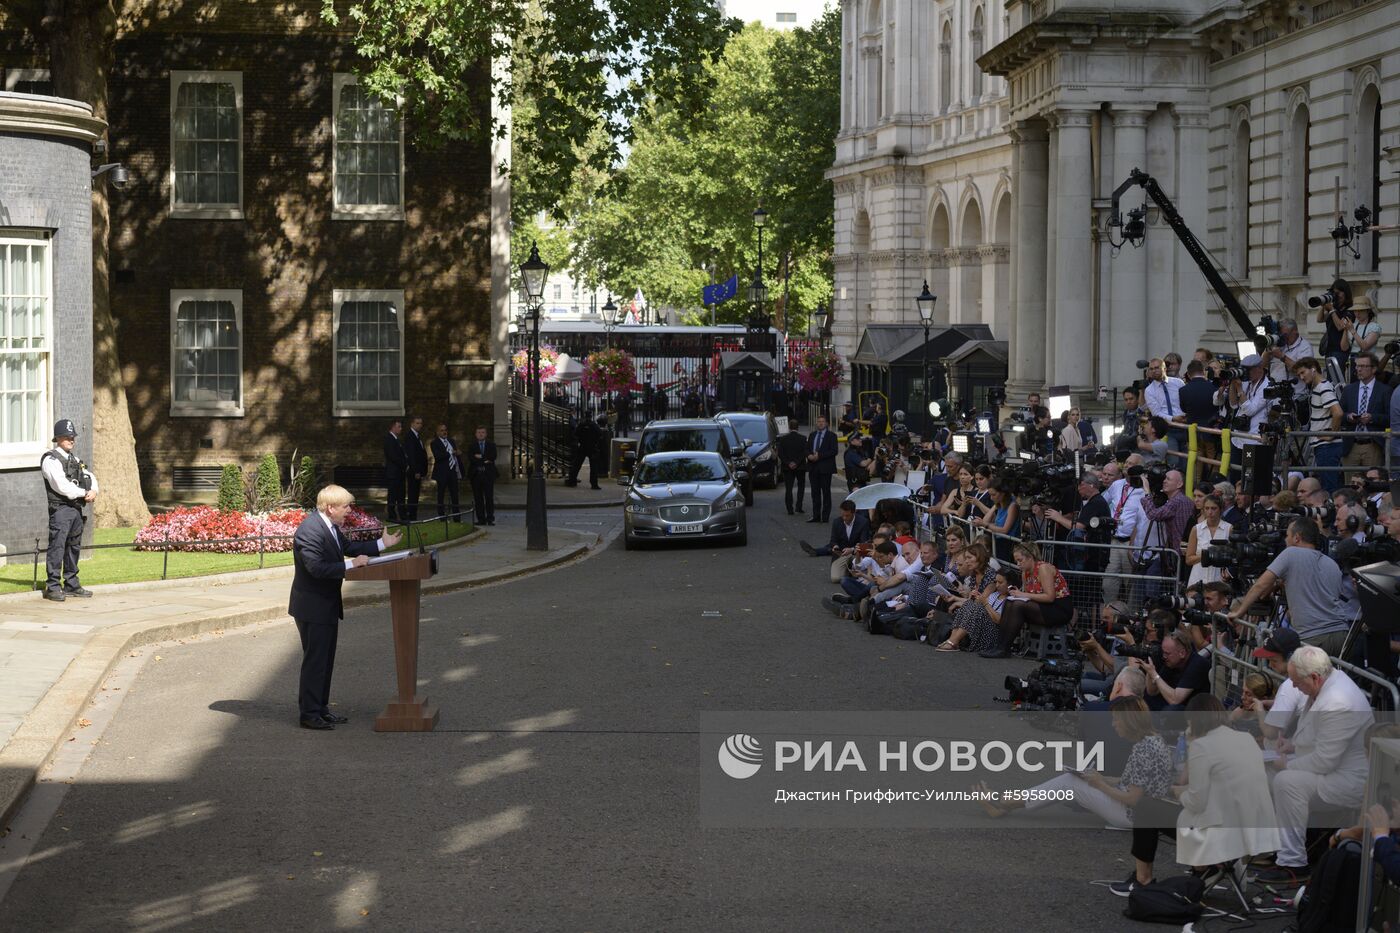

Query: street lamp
811,301,831,419
748,205,769,335
600,294,619,347
916,281,938,439
519,241,550,551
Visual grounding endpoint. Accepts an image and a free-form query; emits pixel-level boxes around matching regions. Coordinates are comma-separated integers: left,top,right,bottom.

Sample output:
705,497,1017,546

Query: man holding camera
1139,628,1210,711
1044,469,1110,573
1294,357,1344,494
1269,319,1315,391
1227,518,1353,656
1341,352,1391,473
40,419,98,602
1225,354,1272,458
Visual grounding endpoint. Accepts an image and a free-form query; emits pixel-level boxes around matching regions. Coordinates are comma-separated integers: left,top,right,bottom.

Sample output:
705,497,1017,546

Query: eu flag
702,275,739,306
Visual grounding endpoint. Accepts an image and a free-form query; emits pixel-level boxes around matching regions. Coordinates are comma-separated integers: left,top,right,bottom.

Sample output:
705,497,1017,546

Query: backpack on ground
1124,875,1205,924
1295,838,1364,933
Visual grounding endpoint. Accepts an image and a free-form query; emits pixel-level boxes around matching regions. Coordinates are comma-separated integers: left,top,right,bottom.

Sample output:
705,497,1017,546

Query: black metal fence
509,391,577,478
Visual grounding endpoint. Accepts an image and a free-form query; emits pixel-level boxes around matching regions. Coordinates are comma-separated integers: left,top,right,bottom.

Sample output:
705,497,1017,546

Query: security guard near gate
39,418,98,601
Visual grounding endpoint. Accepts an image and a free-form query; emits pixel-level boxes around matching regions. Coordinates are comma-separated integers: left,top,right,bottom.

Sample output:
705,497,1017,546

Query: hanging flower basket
581,348,637,395
511,345,560,382
795,347,844,391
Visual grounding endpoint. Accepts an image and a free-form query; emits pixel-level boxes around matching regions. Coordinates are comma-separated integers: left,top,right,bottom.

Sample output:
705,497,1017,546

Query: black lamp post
916,281,937,439
812,301,830,419
601,294,619,348
519,242,550,551
748,205,769,335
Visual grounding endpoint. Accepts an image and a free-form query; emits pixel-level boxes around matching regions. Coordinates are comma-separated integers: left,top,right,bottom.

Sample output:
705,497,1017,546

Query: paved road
0,501,1292,931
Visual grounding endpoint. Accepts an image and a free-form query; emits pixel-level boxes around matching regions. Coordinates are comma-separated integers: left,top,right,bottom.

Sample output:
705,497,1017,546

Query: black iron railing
509,391,576,478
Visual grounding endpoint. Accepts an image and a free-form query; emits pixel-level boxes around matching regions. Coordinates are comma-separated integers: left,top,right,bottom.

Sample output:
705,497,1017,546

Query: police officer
40,419,98,601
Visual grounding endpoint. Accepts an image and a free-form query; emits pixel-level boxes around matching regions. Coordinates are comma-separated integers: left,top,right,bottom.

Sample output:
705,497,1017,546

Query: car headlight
626,501,658,515
717,496,745,511
755,447,775,462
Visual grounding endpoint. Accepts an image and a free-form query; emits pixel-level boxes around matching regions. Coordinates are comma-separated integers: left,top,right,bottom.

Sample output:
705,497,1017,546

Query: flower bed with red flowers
134,505,384,553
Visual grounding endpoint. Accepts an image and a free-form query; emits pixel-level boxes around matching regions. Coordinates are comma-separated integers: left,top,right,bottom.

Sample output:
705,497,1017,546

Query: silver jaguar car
622,451,748,549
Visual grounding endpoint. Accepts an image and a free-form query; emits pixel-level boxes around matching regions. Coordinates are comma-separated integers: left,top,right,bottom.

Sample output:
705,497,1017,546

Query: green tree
567,15,839,329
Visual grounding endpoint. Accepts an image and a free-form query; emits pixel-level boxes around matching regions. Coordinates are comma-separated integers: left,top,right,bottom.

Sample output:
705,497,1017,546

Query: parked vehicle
714,411,779,489
622,451,747,549
628,419,754,505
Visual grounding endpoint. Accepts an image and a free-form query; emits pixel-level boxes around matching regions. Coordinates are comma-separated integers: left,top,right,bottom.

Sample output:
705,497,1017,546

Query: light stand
519,242,550,551
916,281,937,440
747,204,770,335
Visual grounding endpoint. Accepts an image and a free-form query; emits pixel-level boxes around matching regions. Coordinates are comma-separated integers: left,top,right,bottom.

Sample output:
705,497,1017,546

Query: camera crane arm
1109,168,1269,353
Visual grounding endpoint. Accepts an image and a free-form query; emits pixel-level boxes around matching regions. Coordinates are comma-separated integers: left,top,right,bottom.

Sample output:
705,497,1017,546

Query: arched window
1355,84,1382,271
1283,100,1310,275
971,8,985,100
1231,117,1251,276
939,21,953,113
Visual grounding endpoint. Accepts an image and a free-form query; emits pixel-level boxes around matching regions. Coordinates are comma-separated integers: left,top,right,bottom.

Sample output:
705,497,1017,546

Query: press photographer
1137,628,1210,711
1043,468,1111,575
1226,517,1355,656
1224,354,1272,458
1268,318,1316,390
1312,276,1355,373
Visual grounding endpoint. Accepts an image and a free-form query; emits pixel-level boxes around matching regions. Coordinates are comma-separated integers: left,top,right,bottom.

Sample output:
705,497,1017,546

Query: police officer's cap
53,419,77,439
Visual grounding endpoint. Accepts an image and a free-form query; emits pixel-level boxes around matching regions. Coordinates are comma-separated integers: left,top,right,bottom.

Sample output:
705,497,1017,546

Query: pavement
0,495,1298,931
0,515,606,833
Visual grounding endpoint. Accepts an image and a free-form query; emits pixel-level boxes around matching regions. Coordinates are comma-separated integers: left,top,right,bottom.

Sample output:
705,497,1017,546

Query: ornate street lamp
916,281,938,439
519,242,550,551
600,294,619,347
748,205,770,335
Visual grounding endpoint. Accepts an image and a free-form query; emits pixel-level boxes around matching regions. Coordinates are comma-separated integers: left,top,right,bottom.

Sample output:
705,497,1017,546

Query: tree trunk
48,0,151,528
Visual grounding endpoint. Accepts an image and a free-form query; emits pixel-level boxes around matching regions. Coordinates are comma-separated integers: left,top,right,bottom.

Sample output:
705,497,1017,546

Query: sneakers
1107,873,1150,897
800,541,817,557
1252,865,1309,887
821,596,843,615
830,593,854,604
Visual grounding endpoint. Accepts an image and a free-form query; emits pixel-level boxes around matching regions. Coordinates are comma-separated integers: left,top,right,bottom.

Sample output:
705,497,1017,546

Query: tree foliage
566,13,841,330
324,0,739,210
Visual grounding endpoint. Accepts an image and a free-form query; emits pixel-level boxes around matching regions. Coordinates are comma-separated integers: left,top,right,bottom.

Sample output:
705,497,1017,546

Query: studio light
1235,340,1257,361
951,434,971,454
976,417,992,434
1047,386,1072,418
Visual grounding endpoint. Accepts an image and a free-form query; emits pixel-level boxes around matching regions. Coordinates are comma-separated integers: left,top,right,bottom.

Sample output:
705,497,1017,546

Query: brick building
2,2,510,502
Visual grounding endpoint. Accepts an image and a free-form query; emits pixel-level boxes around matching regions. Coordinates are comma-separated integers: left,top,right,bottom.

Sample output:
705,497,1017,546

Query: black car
715,412,780,489
629,419,754,505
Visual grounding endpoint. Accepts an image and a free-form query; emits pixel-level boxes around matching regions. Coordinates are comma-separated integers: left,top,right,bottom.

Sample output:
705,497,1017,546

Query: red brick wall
102,28,496,497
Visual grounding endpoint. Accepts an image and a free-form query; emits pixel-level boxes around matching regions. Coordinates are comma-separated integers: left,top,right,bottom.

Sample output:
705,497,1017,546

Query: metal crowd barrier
1180,423,1393,489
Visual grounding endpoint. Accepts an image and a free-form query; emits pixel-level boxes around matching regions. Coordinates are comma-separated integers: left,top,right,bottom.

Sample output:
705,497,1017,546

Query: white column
1052,108,1095,390
1044,115,1058,386
1009,120,1048,395
1174,105,1212,349
1108,105,1152,389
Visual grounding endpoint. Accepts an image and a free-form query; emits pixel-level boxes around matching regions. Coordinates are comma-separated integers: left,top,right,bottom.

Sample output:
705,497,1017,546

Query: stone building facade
836,0,1398,406
829,0,1015,402
0,94,101,556
2,2,508,501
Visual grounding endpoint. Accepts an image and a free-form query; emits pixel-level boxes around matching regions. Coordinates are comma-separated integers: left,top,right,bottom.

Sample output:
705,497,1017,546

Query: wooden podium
346,551,440,732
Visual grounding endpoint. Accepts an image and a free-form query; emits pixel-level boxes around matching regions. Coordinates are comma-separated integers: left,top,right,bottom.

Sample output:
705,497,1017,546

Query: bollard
32,536,40,591
258,531,265,569
162,527,171,580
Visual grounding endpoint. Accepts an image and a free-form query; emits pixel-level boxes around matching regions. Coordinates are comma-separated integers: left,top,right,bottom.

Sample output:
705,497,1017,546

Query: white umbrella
546,352,586,383
845,482,912,510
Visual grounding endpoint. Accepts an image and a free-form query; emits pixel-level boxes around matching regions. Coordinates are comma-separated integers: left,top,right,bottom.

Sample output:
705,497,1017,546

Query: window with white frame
0,233,52,463
333,290,404,415
170,71,243,217
3,68,53,96
170,290,243,415
333,74,404,219
775,12,797,22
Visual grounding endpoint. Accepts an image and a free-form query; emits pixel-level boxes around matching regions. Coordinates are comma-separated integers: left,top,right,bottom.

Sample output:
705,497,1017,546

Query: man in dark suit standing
467,424,498,525
1341,351,1392,474
776,425,807,515
383,419,408,522
1176,359,1222,466
567,415,606,490
430,423,464,521
403,416,428,520
805,414,839,523
289,485,401,730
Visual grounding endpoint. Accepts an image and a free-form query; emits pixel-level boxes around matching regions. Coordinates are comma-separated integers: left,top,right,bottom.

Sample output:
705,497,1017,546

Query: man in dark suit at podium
467,425,498,525
806,414,839,524
290,485,401,730
403,416,429,520
383,419,408,521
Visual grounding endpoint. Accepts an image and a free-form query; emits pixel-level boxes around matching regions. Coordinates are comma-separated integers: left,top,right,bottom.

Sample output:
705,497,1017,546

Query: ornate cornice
0,92,104,144
978,245,1010,262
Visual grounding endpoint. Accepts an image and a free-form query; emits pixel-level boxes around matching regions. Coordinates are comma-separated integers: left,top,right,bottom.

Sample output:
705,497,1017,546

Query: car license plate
669,523,704,535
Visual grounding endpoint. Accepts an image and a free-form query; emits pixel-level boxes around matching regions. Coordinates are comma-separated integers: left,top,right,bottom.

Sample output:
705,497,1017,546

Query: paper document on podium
367,550,413,566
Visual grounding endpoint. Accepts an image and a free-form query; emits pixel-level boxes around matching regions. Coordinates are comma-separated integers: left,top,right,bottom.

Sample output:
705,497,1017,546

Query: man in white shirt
39,418,99,602
1225,355,1272,452
1295,357,1344,494
1143,358,1186,453
1101,455,1146,607
1257,645,1373,885
1268,318,1316,390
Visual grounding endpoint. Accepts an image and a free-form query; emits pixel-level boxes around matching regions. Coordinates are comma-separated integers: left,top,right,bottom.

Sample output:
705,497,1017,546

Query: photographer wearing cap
39,419,98,602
